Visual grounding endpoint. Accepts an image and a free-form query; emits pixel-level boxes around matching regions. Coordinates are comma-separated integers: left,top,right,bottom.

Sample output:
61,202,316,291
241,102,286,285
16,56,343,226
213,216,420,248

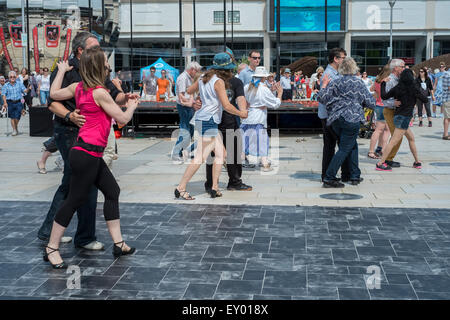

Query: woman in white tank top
174,53,248,200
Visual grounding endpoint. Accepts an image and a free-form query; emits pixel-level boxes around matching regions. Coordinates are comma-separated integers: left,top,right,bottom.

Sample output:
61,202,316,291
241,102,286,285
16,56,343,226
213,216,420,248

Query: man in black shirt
205,50,252,192
37,32,135,250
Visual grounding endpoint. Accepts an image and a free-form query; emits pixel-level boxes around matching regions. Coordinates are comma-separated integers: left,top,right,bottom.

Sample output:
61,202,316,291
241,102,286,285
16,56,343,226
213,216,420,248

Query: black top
220,77,245,128
48,56,121,127
415,77,433,97
380,81,428,117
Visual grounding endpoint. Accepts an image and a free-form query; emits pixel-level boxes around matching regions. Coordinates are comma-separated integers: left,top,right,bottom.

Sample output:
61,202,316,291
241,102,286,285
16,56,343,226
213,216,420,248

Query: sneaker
376,162,392,171
385,160,400,168
323,179,345,188
77,241,104,250
38,235,72,243
342,177,364,185
11,130,18,136
428,122,432,127
227,183,253,191
171,156,184,165
413,161,422,169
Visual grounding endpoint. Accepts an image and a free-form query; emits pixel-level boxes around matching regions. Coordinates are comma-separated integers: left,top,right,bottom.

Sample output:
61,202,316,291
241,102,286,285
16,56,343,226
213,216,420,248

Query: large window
434,40,450,57
213,10,240,24
274,0,342,32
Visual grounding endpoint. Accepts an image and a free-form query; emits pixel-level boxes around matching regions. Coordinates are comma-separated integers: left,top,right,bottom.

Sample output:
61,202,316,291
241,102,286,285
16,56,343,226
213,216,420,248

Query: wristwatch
64,111,72,123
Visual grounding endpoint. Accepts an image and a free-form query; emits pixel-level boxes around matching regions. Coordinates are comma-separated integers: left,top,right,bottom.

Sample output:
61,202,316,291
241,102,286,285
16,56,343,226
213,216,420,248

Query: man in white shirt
171,61,202,162
280,68,293,100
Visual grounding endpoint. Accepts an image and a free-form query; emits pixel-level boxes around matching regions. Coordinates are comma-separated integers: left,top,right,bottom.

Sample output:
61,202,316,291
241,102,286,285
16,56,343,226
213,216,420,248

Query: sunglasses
251,56,261,60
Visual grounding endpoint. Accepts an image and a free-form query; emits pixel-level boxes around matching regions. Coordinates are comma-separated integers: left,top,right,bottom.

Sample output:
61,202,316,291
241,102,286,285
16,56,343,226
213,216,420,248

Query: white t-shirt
195,74,222,124
242,83,281,127
39,74,51,91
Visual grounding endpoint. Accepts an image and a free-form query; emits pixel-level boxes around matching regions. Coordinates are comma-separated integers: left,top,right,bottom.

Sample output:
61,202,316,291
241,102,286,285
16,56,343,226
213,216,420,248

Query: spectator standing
361,71,373,93
38,67,51,106
238,50,261,86
442,69,450,140
416,67,435,127
19,67,32,111
1,71,29,136
171,61,202,162
142,66,158,101
280,68,293,100
432,63,447,118
156,70,170,102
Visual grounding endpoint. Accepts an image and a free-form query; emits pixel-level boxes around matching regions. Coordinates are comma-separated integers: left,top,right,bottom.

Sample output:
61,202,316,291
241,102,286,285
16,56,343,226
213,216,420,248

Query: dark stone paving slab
0,201,449,300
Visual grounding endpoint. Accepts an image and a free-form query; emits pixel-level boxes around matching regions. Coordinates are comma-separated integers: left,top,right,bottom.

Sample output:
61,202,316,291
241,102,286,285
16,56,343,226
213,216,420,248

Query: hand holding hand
126,97,140,109
240,109,248,119
125,93,140,102
394,100,401,107
70,109,86,128
57,60,73,73
193,97,202,111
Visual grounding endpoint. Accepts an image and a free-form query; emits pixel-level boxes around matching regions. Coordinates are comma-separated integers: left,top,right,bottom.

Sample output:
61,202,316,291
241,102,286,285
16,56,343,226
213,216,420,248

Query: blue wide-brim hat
207,52,236,70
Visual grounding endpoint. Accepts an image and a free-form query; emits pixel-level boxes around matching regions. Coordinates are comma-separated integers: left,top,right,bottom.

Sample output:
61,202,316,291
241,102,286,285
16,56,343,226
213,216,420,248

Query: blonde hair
375,64,391,83
338,57,359,75
79,46,107,90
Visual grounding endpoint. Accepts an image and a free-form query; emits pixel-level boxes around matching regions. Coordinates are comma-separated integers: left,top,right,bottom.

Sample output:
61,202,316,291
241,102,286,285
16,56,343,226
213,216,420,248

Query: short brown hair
79,46,106,90
248,50,261,58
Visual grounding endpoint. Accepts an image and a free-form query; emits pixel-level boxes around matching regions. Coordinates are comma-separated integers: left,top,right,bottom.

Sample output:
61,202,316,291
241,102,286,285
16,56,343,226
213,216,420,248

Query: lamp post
223,0,226,51
388,0,396,60
276,0,280,81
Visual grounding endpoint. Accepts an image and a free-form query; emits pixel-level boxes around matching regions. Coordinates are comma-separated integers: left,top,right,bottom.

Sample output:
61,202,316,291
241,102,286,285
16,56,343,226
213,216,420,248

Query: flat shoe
37,161,46,174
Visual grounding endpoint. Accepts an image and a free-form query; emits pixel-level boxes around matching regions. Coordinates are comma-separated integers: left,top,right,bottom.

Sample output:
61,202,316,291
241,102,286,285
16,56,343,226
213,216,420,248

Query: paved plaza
0,115,449,300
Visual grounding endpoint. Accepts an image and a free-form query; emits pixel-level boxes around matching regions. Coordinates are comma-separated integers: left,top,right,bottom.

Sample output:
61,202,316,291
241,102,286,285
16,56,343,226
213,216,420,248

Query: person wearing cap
239,50,261,86
174,52,248,200
280,68,294,100
241,67,283,171
205,49,253,193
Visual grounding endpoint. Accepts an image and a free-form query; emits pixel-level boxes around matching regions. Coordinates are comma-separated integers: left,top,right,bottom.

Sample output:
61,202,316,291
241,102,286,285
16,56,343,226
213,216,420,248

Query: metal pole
130,0,133,90
389,1,395,60
179,0,183,68
102,0,105,43
21,0,26,69
276,0,280,81
26,0,30,72
324,0,328,51
88,0,92,32
193,0,196,60
231,0,234,50
223,0,226,51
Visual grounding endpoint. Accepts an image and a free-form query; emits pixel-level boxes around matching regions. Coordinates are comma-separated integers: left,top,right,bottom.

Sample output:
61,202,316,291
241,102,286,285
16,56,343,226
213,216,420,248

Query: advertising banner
0,27,13,70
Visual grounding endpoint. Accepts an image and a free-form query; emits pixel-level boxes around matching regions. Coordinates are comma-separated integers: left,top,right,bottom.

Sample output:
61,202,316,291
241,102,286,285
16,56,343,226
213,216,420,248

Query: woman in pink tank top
43,46,139,269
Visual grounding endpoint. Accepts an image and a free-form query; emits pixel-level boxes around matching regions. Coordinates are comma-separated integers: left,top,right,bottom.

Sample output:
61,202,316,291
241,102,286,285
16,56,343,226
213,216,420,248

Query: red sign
63,28,72,61
400,57,415,65
33,27,40,73
0,27,13,70
45,25,60,48
9,24,23,48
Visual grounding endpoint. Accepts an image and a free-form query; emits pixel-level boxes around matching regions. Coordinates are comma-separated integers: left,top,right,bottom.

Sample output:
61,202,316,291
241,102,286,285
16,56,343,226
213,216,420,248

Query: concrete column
343,32,352,55
264,32,271,71
185,34,192,65
426,32,434,60
415,36,427,63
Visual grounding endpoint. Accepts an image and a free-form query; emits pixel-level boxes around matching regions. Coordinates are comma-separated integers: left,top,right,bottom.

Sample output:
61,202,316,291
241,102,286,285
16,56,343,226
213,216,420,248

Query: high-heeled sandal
43,246,67,269
210,189,223,198
113,240,136,257
174,188,195,200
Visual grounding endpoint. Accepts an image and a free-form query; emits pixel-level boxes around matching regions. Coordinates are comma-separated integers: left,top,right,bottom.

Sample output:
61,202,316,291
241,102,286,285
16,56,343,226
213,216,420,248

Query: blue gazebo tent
140,58,180,86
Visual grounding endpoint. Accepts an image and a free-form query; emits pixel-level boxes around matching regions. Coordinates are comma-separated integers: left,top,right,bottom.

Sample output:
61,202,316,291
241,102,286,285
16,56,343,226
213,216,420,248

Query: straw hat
252,66,270,78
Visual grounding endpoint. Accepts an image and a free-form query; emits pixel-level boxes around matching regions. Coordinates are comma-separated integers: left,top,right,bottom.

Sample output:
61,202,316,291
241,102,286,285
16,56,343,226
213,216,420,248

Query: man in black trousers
205,49,252,193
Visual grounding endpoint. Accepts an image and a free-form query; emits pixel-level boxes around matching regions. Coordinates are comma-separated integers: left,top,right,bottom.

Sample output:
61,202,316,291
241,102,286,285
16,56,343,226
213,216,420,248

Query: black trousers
321,118,350,181
54,148,120,228
282,89,292,101
206,114,243,188
417,98,432,118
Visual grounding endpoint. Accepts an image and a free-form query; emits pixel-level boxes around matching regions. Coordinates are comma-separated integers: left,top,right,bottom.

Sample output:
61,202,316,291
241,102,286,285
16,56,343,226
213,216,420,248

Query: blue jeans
325,117,361,181
38,122,98,246
172,104,195,157
40,90,49,105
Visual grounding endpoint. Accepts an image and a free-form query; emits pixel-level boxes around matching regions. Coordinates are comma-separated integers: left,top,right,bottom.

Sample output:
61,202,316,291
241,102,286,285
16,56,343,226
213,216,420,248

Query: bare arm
93,88,138,124
48,101,86,127
187,80,199,95
50,82,77,101
215,79,247,118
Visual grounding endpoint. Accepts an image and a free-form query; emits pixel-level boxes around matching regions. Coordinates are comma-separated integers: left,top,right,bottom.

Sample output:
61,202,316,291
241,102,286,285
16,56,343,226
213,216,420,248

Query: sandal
443,136,450,140
210,189,223,198
174,188,195,200
37,161,47,174
367,152,380,159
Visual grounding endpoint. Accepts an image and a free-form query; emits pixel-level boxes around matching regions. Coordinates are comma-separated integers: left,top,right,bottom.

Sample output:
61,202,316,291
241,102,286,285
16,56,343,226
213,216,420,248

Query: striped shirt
1,81,26,101
442,71,450,103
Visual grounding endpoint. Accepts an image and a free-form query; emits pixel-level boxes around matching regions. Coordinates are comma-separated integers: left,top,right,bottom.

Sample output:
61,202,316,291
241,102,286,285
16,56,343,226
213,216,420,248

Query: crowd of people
1,29,449,269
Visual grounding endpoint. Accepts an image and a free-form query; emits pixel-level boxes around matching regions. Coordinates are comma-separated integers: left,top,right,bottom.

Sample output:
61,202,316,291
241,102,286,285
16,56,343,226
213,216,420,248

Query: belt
74,137,105,153
6,99,21,104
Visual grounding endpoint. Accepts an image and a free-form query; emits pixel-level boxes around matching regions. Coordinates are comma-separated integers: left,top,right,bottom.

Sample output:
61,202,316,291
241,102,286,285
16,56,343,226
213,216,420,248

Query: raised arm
50,61,76,101
186,79,199,95
93,88,138,124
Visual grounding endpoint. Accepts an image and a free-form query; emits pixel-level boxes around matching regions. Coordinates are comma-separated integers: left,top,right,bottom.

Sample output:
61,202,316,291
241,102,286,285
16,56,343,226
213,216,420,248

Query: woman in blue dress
433,63,447,117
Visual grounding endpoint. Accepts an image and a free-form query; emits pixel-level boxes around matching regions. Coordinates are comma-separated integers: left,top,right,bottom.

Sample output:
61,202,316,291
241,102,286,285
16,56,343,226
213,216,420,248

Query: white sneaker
11,130,18,136
61,236,73,243
78,241,104,250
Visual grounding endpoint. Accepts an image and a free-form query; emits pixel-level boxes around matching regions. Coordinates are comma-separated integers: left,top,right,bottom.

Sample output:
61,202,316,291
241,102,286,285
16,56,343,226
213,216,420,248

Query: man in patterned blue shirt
442,69,450,140
1,71,28,136
318,48,350,182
